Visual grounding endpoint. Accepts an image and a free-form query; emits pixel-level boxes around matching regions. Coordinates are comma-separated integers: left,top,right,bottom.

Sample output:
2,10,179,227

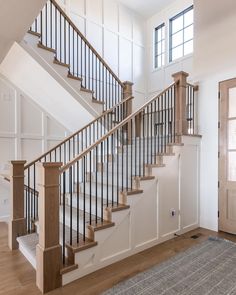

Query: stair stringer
21,33,103,116
62,136,201,285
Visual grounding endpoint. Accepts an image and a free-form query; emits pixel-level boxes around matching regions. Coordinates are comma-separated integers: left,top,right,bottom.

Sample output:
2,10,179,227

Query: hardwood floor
1,222,236,295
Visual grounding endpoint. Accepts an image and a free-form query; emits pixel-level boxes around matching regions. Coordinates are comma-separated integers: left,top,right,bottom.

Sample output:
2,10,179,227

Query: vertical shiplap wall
0,74,69,219
56,0,147,110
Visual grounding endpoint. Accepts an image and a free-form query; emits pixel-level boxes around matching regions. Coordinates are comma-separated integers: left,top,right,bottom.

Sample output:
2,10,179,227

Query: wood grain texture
1,222,236,295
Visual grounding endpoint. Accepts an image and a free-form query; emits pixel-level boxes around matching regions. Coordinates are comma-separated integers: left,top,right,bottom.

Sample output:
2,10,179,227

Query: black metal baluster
62,171,66,264
101,142,104,221
77,160,79,244
89,151,92,225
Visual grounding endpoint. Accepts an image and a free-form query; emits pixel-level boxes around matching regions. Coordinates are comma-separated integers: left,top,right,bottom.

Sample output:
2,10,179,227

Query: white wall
0,74,69,220
0,0,47,63
194,0,236,231
146,0,193,97
56,0,147,110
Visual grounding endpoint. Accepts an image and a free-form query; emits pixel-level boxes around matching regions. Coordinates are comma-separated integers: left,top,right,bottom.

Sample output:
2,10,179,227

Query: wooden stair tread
66,233,98,253
146,163,165,168
106,203,130,212
37,42,56,53
158,153,175,156
88,220,115,232
28,30,41,38
140,176,155,181
60,262,78,275
92,98,104,105
54,58,69,68
67,73,82,81
167,143,184,146
126,189,143,195
81,87,94,94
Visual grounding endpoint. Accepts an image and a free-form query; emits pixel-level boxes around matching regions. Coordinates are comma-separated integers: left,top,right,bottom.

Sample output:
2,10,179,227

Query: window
154,23,165,68
169,6,193,62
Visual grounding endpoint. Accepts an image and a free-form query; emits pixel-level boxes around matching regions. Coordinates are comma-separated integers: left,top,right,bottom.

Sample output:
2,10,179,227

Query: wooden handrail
50,0,124,88
24,96,133,170
60,82,177,173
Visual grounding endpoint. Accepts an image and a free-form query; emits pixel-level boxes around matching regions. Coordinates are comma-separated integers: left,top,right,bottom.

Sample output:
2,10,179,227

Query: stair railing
9,71,198,293
56,72,197,264
29,0,124,110
24,96,133,233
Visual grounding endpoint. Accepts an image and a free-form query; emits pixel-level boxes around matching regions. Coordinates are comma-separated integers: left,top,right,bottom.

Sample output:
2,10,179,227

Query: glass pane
228,120,236,149
172,30,183,47
229,87,236,118
184,9,193,27
162,27,165,39
158,55,162,67
158,28,162,40
184,40,193,55
184,25,193,42
154,44,158,55
228,152,236,181
172,15,183,34
154,56,158,68
162,40,165,53
172,45,183,60
157,42,162,54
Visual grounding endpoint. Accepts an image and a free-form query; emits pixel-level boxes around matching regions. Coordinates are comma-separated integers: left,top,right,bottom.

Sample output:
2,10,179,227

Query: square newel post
172,71,189,137
9,160,27,250
123,81,133,144
36,162,62,294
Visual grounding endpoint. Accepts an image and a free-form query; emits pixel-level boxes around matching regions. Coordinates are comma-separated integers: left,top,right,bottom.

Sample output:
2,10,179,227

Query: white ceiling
118,0,176,18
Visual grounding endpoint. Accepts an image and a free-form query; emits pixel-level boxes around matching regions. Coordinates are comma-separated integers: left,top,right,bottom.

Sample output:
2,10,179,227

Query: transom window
169,6,193,62
154,23,165,69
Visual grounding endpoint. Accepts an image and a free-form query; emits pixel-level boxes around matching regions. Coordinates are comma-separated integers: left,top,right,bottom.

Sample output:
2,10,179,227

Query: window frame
154,23,165,69
169,5,194,62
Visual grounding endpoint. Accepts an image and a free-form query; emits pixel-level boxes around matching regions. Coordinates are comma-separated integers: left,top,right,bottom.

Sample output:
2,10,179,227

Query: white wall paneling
62,136,200,285
68,0,147,107
0,74,69,220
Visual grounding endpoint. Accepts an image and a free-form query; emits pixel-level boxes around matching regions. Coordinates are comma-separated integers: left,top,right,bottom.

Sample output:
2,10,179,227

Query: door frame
218,77,236,234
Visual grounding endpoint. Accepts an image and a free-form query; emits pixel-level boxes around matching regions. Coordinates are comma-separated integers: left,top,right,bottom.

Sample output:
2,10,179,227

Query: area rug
103,237,236,295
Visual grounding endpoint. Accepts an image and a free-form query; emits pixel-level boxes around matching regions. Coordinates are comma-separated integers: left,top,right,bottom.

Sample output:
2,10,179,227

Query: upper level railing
29,0,124,110
23,96,132,233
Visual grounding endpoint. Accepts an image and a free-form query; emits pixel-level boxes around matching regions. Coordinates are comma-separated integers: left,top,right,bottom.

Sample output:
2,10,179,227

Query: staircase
0,0,127,132
5,1,201,294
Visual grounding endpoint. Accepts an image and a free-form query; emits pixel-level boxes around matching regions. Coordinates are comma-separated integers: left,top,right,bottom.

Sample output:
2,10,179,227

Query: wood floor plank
1,222,236,295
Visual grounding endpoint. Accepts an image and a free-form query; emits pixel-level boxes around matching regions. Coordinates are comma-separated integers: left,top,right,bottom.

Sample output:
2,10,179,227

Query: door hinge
218,211,220,218
218,181,220,188
218,122,220,129
218,91,221,99
218,151,220,158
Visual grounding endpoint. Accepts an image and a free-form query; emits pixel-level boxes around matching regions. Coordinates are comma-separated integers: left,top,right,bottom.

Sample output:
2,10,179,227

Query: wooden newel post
9,160,27,250
123,81,133,143
36,162,62,294
172,71,189,137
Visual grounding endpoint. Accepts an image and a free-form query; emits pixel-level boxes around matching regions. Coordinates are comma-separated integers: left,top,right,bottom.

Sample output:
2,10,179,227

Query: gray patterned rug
103,237,236,295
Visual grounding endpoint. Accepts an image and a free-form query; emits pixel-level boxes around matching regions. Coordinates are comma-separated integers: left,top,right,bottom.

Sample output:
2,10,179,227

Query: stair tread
81,87,94,94
67,73,82,81
60,262,78,275
92,98,104,105
66,233,98,253
37,42,56,53
54,58,70,68
28,30,41,38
